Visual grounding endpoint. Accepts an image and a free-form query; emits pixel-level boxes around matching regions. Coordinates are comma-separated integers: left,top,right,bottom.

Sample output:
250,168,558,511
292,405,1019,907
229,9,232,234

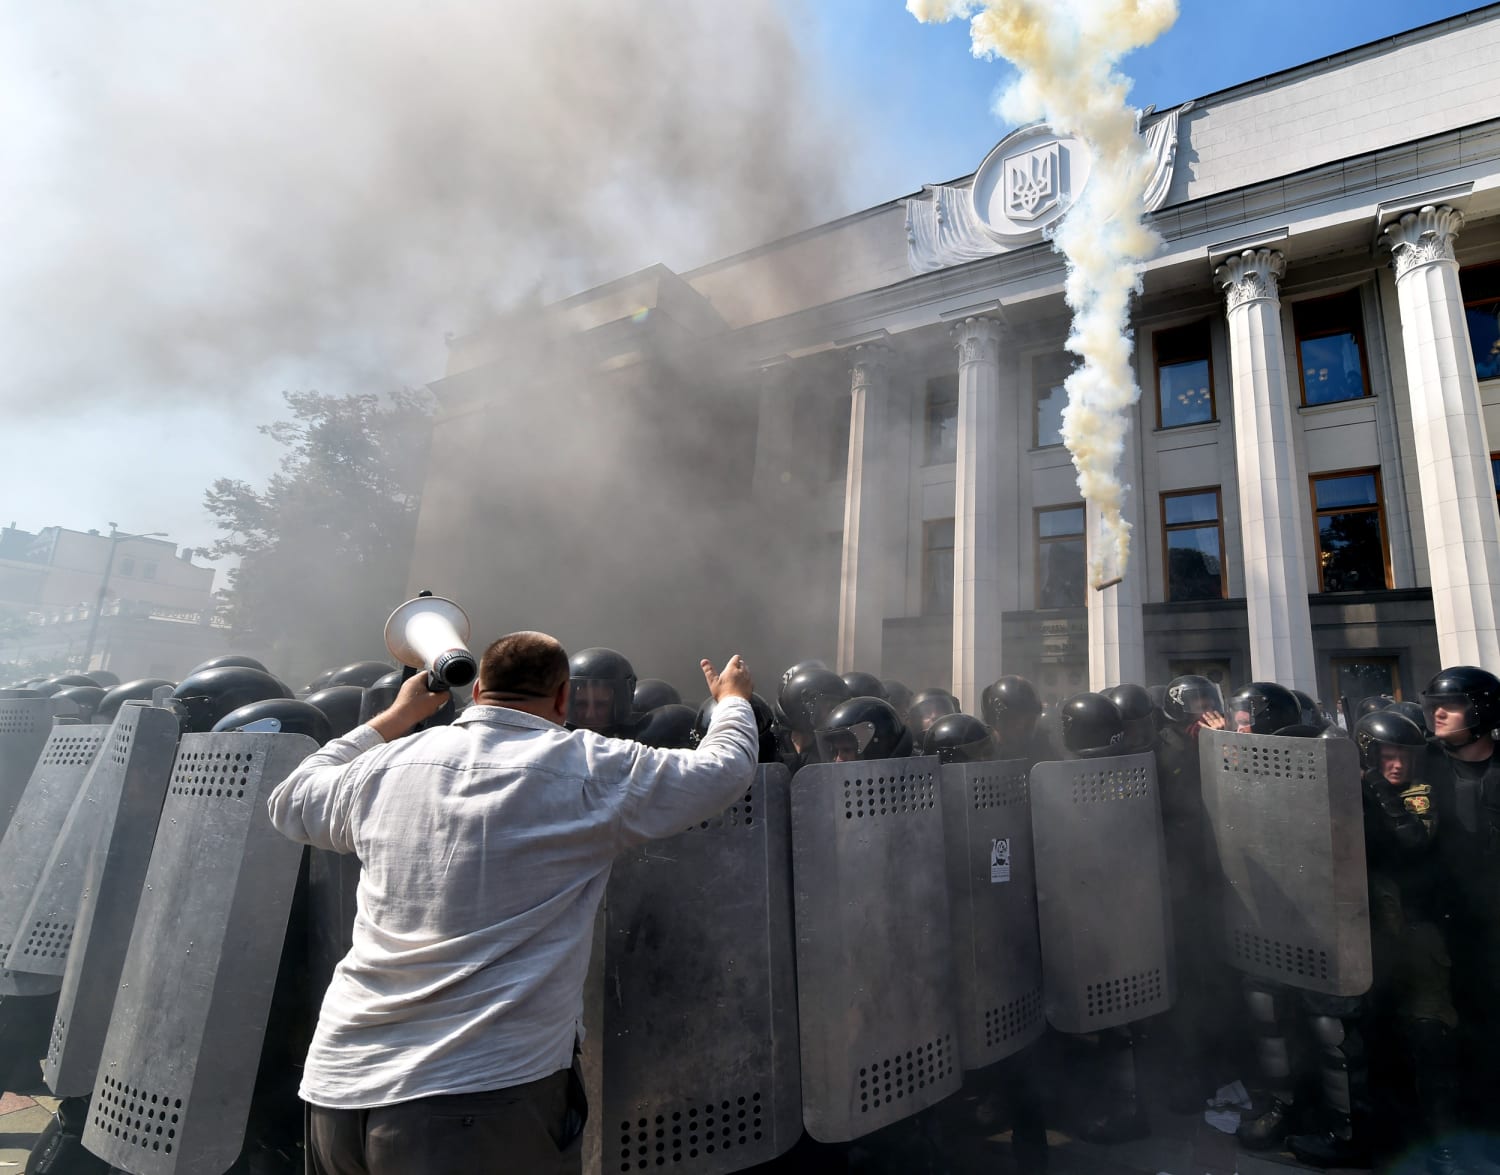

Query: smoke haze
908,0,1177,584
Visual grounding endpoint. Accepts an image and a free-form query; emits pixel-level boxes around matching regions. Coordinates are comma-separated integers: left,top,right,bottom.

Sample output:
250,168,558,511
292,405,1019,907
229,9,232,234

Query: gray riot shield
940,760,1045,1070
1029,754,1176,1033
11,704,179,980
80,731,313,1175
598,764,800,1175
791,755,960,1143
1199,730,1370,996
0,692,56,839
42,704,180,1096
307,848,360,1006
0,723,110,997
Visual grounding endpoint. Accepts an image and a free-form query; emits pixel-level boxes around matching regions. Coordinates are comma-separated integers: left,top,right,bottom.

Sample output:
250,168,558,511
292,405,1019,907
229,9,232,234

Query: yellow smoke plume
908,0,1178,584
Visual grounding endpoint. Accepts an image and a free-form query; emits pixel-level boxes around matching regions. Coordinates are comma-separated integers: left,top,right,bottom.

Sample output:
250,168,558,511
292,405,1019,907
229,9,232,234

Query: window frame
1151,319,1217,431
1461,260,1500,383
1034,503,1087,610
1159,486,1227,603
1032,353,1074,449
1308,466,1393,593
922,373,960,466
1292,287,1372,407
921,518,956,616
1492,450,1500,515
1330,655,1403,704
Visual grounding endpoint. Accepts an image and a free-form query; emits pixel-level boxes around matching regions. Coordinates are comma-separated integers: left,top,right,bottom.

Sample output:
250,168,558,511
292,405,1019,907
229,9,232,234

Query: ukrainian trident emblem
1005,142,1061,222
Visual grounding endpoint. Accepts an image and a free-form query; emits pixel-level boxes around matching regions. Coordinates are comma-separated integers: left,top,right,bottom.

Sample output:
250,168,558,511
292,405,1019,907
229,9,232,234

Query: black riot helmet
35,674,101,697
1290,689,1325,729
359,670,404,724
88,669,121,688
1059,692,1128,759
919,713,998,764
328,660,394,688
1102,684,1156,752
633,678,682,715
841,672,888,701
305,668,340,694
1355,709,1428,774
1227,682,1302,736
692,692,781,762
882,680,914,720
211,698,333,745
1356,694,1393,721
189,655,270,676
1387,700,1427,731
170,666,292,734
52,685,107,722
567,648,637,732
780,659,828,695
637,703,698,750
96,678,175,723
1421,666,1500,748
980,675,1043,728
815,697,912,764
303,685,366,739
908,688,959,735
779,668,851,737
1162,675,1224,726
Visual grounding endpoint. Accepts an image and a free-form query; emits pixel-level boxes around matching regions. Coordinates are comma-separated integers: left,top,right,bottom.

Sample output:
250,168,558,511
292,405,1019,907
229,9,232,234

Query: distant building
414,7,1500,712
0,524,225,680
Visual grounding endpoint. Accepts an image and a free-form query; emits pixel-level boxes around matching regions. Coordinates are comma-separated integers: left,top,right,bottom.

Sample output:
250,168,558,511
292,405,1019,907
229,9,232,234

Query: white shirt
266,697,757,1108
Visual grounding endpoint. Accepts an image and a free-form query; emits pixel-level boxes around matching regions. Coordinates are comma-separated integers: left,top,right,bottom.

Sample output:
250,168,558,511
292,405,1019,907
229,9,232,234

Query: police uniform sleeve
266,724,387,854
609,695,758,847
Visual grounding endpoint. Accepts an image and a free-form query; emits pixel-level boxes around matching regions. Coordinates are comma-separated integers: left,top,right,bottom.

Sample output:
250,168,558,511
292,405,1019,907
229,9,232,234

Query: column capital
1215,248,1286,312
951,315,1004,368
847,342,892,393
1384,204,1464,281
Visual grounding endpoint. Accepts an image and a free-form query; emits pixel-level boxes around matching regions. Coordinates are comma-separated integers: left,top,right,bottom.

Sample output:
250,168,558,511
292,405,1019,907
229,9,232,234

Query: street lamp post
79,522,167,673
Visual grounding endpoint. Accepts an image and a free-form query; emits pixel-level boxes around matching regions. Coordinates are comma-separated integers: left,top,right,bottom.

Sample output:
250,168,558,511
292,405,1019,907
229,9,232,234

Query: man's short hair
479,632,570,700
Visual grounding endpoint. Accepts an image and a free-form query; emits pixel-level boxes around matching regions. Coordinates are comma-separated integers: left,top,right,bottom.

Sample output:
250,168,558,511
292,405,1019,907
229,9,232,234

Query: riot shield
11,704,179,979
598,764,800,1175
939,760,1044,1070
1199,729,1370,996
42,704,180,1096
0,692,56,839
307,848,360,1006
0,723,110,996
791,755,960,1143
1029,754,1175,1033
80,731,314,1175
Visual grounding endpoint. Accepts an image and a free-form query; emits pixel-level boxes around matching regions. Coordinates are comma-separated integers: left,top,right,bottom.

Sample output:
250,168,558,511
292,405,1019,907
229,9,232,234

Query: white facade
421,6,1500,709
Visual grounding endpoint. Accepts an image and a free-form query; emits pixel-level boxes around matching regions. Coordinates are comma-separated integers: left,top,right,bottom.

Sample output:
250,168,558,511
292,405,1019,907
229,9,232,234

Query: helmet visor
1421,692,1475,739
816,720,878,764
568,679,619,730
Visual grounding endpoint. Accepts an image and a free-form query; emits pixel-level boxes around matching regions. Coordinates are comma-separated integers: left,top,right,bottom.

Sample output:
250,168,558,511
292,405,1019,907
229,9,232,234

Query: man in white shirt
268,631,758,1175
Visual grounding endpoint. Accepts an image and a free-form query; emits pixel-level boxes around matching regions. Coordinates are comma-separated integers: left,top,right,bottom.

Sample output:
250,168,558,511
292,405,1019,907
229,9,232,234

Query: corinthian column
1215,249,1319,694
950,316,1015,710
836,343,893,674
1385,206,1500,669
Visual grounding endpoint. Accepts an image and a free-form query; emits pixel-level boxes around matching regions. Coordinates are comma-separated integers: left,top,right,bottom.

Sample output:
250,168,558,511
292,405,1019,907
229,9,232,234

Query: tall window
828,392,850,481
1154,321,1215,429
922,519,955,615
1332,657,1402,708
118,557,135,577
1036,505,1086,609
1293,289,1369,405
1461,263,1500,381
924,375,959,465
1311,469,1390,592
1492,452,1500,511
1161,489,1226,602
1033,354,1073,448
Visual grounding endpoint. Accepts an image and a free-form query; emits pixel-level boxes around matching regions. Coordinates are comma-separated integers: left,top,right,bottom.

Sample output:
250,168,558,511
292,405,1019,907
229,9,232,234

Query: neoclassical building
414,5,1500,711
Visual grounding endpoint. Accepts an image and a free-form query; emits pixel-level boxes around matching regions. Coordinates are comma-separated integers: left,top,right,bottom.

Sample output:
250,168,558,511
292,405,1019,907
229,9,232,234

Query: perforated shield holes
1030,753,1176,1033
1200,730,1371,998
17,919,73,963
93,1075,182,1156
0,696,56,845
856,1036,954,1115
612,1093,766,1173
0,703,43,736
167,749,257,802
792,756,961,1142
600,766,801,1173
940,761,1045,1070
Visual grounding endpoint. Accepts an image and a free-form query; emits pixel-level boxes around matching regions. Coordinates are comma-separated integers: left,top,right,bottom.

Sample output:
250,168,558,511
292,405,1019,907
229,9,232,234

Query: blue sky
2,0,1486,586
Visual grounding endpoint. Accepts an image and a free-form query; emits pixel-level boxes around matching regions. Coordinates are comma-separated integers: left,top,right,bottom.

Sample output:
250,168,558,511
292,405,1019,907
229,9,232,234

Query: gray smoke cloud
1,1,870,690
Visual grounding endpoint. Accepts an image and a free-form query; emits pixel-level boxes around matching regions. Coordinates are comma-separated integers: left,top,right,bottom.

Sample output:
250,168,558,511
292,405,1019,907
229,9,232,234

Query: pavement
0,1086,57,1171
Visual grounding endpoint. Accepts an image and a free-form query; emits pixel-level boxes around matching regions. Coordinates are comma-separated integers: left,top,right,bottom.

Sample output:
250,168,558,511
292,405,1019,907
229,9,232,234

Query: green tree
204,389,432,686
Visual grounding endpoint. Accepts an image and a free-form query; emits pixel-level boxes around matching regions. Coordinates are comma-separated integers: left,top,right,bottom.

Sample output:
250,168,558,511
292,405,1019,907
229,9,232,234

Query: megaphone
384,594,478,691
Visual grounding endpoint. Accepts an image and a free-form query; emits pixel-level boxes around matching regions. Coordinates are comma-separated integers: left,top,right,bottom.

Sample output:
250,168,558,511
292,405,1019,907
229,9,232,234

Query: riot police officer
566,647,639,737
813,697,911,763
980,675,1052,763
777,667,851,771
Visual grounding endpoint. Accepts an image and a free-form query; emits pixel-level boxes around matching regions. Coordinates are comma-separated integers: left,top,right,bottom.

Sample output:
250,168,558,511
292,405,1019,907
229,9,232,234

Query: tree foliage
205,389,432,685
